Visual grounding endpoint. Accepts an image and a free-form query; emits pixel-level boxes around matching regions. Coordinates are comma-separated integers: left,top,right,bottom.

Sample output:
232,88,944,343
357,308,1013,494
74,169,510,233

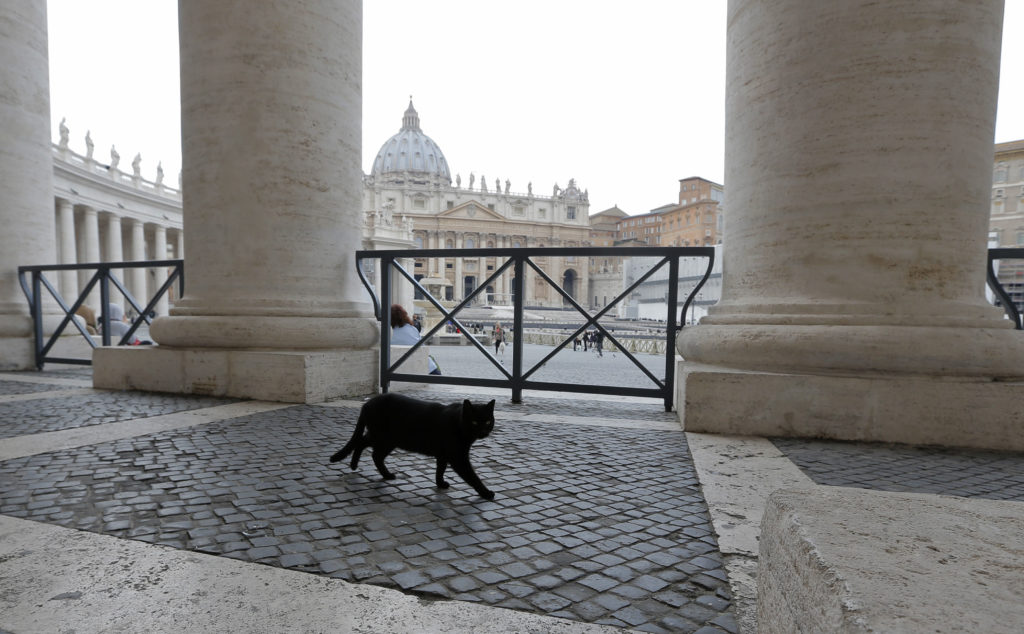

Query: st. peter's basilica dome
370,100,451,184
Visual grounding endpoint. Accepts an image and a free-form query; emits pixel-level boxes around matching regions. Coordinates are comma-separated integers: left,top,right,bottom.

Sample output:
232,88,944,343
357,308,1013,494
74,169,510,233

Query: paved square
0,400,735,633
773,438,1024,501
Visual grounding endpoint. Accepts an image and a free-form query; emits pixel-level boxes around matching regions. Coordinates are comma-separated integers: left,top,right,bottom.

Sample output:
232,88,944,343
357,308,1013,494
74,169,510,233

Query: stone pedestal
94,347,375,403
93,0,375,401
0,3,56,370
678,361,1024,451
758,487,1024,633
677,0,1024,445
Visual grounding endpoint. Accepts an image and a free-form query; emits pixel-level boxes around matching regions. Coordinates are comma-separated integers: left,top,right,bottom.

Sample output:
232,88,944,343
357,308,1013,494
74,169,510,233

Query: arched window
446,239,453,248
414,236,424,248
513,241,521,248
465,238,475,249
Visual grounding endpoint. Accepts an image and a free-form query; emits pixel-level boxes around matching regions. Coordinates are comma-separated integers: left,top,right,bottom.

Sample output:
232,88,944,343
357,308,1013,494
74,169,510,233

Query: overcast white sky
47,1,1024,216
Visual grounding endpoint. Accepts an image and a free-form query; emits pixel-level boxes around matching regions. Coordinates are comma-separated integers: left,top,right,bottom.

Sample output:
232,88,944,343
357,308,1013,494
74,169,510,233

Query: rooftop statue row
56,117,179,193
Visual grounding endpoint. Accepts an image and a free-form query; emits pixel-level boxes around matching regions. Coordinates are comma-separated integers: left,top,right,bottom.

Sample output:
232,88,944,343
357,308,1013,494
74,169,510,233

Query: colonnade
53,195,182,318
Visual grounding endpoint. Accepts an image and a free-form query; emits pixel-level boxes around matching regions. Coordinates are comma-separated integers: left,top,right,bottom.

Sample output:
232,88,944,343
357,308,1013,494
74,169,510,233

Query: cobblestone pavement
0,379,77,396
0,391,238,439
0,391,735,633
773,438,1024,501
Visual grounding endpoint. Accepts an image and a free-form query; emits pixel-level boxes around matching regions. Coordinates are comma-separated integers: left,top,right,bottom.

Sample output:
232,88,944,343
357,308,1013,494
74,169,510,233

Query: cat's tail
329,416,366,463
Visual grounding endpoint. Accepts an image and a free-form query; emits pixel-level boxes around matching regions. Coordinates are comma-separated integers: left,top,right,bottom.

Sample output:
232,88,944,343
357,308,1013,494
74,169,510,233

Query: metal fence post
512,255,525,404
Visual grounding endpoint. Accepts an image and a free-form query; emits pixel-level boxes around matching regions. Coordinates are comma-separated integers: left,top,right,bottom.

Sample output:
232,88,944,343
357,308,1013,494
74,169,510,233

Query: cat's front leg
451,457,494,500
435,458,450,489
372,446,396,480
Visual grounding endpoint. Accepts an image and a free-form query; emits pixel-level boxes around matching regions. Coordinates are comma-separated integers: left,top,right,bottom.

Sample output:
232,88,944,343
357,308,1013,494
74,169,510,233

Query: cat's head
462,399,496,439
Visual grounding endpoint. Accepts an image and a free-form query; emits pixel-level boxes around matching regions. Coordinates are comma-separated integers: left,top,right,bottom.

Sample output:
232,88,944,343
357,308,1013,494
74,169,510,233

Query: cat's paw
479,490,495,500
436,480,450,489
382,473,396,480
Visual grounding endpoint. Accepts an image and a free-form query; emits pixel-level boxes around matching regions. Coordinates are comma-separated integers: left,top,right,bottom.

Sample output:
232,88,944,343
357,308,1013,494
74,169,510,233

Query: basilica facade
362,101,594,308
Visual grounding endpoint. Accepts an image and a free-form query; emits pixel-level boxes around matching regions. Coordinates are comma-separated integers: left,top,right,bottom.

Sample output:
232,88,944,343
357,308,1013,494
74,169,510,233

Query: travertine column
57,198,78,302
152,224,169,316
677,0,1024,450
103,212,123,310
0,3,56,369
129,219,146,308
82,207,101,313
95,0,376,402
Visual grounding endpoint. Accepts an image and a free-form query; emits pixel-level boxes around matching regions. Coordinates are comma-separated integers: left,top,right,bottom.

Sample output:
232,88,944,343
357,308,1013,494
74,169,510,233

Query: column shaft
0,3,56,369
83,208,101,313
675,0,1024,449
57,198,77,301
130,219,146,310
97,0,376,403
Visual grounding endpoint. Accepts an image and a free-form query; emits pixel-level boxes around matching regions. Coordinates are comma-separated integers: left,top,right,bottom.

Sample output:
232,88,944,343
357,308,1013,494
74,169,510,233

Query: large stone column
677,0,1024,450
57,198,78,302
103,212,124,312
94,0,376,402
0,3,56,370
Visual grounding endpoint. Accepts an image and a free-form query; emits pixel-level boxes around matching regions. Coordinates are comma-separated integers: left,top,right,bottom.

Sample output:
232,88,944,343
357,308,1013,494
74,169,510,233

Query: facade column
152,224,169,317
95,0,376,403
677,0,1024,450
82,207,101,313
129,219,147,309
454,233,463,302
103,212,123,310
56,198,78,302
0,3,57,369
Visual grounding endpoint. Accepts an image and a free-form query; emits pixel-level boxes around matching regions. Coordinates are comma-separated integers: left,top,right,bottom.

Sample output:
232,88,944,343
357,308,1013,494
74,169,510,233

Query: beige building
363,101,593,308
989,139,1024,247
612,177,724,247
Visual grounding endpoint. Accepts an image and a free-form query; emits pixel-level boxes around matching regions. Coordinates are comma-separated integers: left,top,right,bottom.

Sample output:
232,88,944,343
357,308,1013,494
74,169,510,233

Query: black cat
330,393,497,499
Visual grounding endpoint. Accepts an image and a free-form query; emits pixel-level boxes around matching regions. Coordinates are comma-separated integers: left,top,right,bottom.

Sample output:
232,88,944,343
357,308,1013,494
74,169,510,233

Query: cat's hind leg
349,435,368,471
451,456,494,500
372,446,397,480
435,458,450,489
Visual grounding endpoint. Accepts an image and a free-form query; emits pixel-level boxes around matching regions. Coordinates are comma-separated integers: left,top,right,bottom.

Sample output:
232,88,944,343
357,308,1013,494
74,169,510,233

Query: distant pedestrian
493,322,504,355
573,335,581,351
595,330,605,357
583,331,590,351
412,314,422,333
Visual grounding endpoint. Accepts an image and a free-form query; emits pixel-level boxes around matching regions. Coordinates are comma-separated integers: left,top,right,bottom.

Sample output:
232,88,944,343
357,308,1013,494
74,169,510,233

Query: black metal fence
356,247,716,411
988,248,1024,329
17,260,184,368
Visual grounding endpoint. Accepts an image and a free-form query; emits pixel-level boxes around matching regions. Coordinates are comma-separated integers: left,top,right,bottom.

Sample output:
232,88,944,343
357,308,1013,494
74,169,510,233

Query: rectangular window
447,200,454,209
513,205,524,215
413,199,426,210
567,205,577,220
488,204,495,211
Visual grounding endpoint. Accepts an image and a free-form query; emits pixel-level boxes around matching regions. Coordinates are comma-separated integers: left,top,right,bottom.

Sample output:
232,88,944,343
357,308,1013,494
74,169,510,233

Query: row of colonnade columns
54,196,183,318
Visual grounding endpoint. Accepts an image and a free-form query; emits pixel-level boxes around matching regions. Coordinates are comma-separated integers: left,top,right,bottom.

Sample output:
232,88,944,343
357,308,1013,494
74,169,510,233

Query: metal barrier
17,260,184,368
356,247,715,411
988,248,1024,329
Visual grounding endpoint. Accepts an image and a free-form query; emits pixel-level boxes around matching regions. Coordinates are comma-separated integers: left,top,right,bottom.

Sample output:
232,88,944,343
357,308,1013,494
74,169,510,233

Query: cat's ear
463,399,472,410
487,400,495,411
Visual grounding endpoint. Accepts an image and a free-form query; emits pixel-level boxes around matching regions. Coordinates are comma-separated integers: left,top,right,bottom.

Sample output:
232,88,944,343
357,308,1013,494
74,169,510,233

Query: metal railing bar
519,256,673,388
677,249,716,330
36,273,91,359
355,257,381,321
519,257,666,389
364,246,714,259
18,258,182,272
387,257,514,380
987,250,1023,329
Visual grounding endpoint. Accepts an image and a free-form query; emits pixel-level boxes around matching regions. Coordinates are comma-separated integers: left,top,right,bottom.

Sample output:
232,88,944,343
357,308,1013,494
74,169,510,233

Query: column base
758,487,1024,633
678,361,1024,451
93,346,377,403
0,337,34,371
